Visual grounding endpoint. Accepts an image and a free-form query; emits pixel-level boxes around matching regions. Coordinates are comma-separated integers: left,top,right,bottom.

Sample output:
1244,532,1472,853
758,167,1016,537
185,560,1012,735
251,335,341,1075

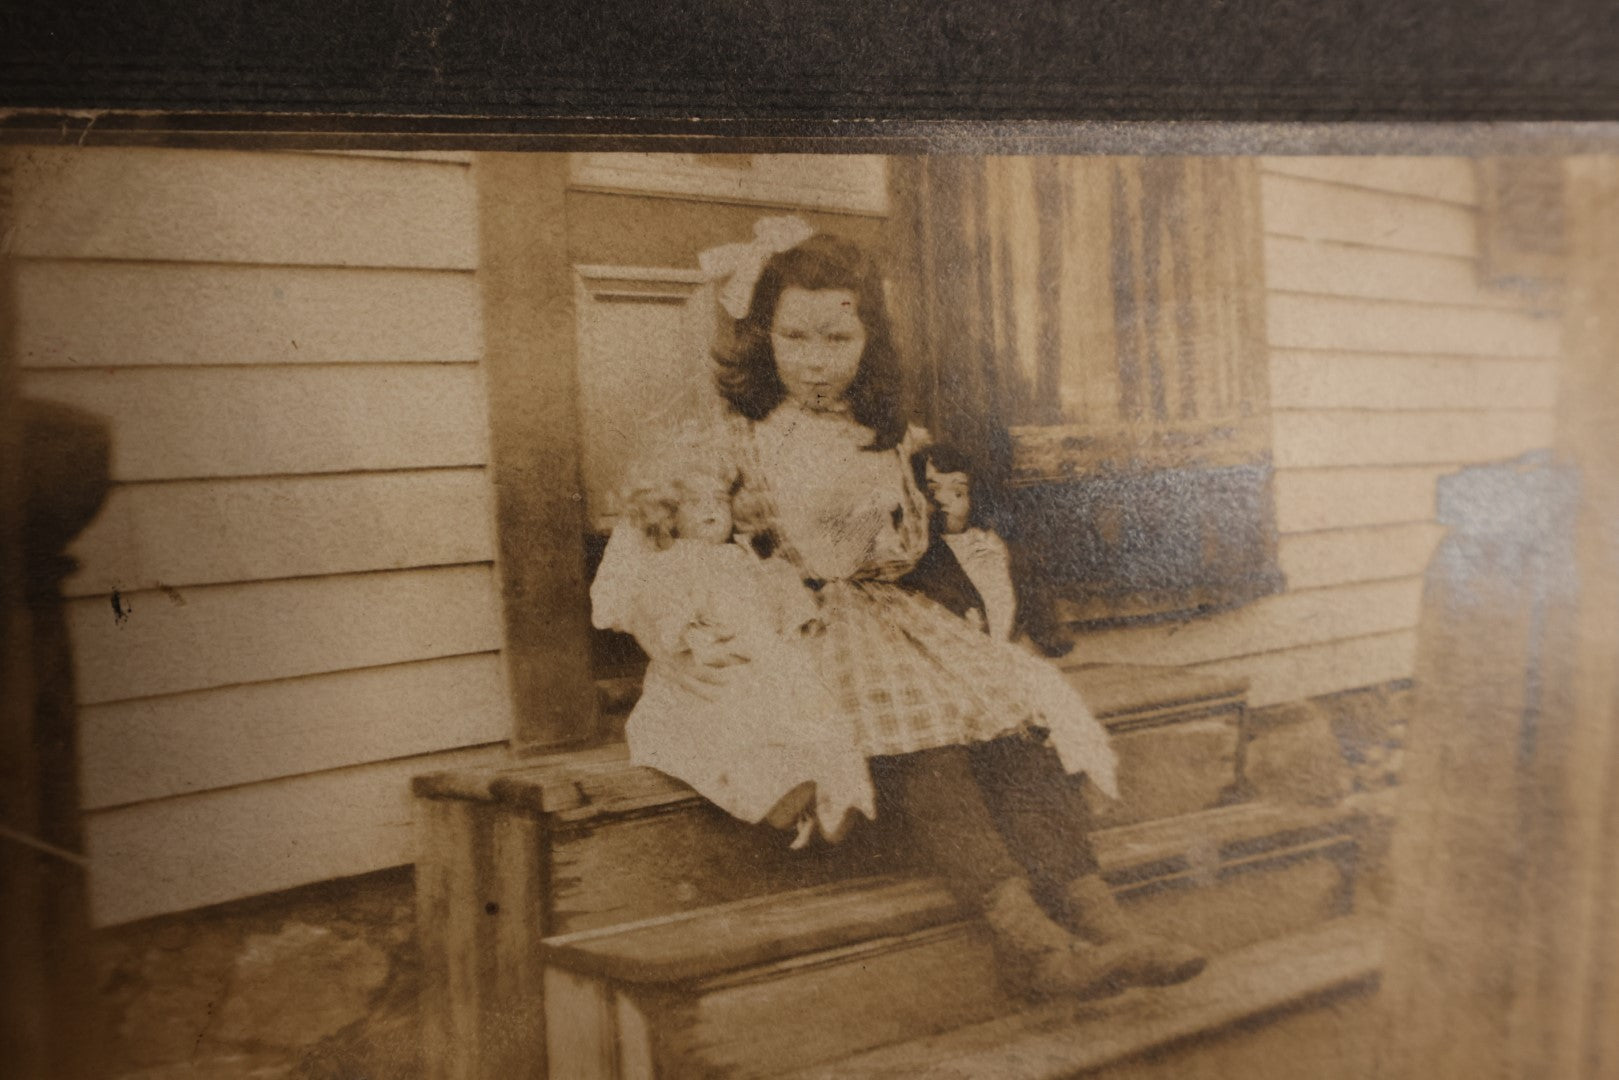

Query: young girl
594,222,1204,1000
592,436,877,846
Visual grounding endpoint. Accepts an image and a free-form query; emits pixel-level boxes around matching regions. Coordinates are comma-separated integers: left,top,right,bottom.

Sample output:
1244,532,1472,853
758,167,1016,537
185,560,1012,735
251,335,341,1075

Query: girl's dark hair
713,233,907,451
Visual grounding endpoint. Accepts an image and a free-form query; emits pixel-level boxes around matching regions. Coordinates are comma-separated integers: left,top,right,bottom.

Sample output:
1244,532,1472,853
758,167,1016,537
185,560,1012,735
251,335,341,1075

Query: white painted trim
568,153,890,216
575,264,711,302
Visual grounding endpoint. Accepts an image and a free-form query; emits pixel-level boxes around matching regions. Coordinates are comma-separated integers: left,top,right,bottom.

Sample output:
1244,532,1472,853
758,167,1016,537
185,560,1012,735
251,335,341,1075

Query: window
888,156,1284,625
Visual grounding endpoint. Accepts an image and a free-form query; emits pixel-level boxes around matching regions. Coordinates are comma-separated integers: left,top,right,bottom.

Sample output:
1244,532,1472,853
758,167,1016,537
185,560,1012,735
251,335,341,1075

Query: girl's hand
672,665,727,702
684,621,753,668
652,648,738,702
688,636,752,669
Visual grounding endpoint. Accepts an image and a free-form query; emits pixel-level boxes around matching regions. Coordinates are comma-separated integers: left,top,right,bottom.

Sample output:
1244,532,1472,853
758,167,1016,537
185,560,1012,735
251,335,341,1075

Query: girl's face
924,464,973,534
770,286,867,412
675,480,734,544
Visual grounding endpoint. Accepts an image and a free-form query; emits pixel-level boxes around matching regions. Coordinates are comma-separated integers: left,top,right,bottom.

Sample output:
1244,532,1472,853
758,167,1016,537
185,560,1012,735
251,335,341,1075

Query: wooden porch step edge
782,916,1385,1080
541,874,958,986
411,664,1251,808
539,798,1371,987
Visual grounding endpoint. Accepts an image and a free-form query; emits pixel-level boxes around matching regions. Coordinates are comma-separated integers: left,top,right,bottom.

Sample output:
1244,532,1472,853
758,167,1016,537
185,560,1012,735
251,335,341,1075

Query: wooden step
538,801,1372,1078
414,665,1258,1080
543,875,959,987
543,878,1002,1079
415,664,1249,939
783,917,1384,1080
1060,663,1246,829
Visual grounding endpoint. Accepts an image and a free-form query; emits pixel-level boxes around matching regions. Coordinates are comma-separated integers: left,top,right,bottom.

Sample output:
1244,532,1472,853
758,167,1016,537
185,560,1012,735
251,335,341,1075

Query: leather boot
1060,875,1207,987
980,878,1138,1001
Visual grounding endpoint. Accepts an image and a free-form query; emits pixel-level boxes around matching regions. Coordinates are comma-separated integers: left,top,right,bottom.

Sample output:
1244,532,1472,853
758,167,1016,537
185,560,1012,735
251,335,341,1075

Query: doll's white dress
591,532,877,837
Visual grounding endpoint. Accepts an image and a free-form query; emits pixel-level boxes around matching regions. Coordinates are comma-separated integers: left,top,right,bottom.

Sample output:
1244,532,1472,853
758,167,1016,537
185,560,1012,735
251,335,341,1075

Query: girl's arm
590,522,658,638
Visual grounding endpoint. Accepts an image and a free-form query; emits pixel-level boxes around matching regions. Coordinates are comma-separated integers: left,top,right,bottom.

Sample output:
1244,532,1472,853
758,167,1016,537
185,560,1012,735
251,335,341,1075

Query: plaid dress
731,407,1053,759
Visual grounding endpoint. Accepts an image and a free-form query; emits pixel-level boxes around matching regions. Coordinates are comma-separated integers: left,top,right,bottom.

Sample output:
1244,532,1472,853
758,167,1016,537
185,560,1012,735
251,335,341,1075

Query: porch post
475,152,600,751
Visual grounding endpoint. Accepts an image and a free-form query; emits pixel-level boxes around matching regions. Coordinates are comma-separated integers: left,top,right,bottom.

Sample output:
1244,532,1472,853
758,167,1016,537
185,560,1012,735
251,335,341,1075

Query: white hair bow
697,215,816,320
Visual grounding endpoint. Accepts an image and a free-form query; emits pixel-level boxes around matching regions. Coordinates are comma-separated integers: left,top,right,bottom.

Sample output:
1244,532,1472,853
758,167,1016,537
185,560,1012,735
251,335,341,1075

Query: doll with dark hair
902,443,1075,657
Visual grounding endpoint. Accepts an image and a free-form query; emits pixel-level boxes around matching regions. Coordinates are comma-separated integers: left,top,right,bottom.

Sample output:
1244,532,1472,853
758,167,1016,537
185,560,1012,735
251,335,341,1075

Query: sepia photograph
4,142,1618,1079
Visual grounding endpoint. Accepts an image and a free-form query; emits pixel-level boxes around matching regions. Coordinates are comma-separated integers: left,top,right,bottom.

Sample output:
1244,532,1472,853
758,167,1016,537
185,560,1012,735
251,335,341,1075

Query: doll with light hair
593,427,876,845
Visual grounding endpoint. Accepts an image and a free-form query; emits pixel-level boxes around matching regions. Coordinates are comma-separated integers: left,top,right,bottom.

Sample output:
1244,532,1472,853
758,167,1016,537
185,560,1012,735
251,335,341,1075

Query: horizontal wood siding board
68,565,503,704
1259,157,1480,205
1277,523,1447,590
85,743,510,926
1268,351,1561,411
1272,409,1555,468
299,150,476,164
9,147,478,269
1262,236,1544,310
21,365,491,481
1266,293,1562,357
63,469,496,596
1273,466,1452,532
1194,630,1418,709
14,261,482,368
1260,173,1479,257
1071,578,1422,668
80,652,511,809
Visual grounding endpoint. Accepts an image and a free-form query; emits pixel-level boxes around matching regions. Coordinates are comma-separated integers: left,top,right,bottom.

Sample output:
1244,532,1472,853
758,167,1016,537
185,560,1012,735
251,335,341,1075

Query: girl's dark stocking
965,734,1102,905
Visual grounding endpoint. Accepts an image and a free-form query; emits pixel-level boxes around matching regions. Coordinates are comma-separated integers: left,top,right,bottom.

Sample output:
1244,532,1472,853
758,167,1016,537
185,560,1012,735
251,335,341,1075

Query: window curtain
886,155,1283,625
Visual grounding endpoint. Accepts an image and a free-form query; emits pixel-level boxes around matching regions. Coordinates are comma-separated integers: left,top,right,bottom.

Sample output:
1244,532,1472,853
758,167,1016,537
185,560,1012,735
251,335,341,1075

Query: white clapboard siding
1078,578,1422,669
1267,293,1562,358
21,365,490,481
69,565,503,705
1262,237,1543,310
7,147,477,268
64,469,495,596
1195,630,1419,709
14,261,482,368
1259,172,1479,257
79,652,511,809
1272,466,1451,533
9,146,506,923
86,742,510,925
1167,155,1567,715
1273,409,1556,469
1278,524,1447,591
1259,157,1479,205
1269,352,1561,411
